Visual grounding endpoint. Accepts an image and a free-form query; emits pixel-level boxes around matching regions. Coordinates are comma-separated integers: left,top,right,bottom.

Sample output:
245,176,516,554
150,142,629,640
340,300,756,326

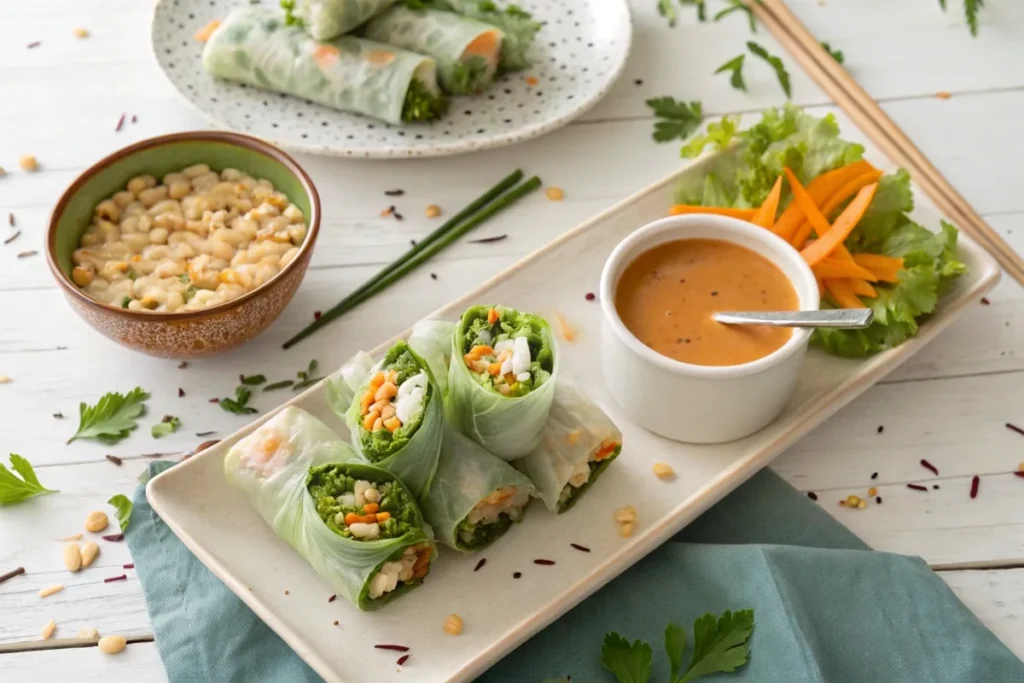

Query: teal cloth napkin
127,462,1024,682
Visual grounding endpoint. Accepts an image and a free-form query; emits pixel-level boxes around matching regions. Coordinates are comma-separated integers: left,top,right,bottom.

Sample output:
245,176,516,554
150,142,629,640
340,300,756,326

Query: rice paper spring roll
202,8,448,125
422,427,535,552
224,407,436,610
334,341,444,498
516,380,623,513
442,0,540,72
362,7,503,95
446,305,558,461
281,0,398,41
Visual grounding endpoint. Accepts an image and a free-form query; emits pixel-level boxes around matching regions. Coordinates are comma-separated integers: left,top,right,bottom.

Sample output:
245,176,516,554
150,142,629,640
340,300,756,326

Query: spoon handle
712,309,875,329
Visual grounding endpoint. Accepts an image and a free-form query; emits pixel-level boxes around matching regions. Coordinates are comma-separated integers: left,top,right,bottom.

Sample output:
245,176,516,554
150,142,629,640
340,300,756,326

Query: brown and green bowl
47,131,320,359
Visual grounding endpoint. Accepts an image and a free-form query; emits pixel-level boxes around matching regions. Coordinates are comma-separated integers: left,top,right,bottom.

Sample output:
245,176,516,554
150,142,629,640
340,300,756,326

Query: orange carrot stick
770,160,874,241
811,258,879,282
669,205,757,219
752,175,784,229
800,183,879,267
848,279,878,298
817,170,884,221
825,279,867,309
852,253,903,282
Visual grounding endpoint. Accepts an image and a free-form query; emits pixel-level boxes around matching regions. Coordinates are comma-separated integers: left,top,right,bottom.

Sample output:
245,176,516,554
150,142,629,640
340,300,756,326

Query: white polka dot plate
151,0,632,158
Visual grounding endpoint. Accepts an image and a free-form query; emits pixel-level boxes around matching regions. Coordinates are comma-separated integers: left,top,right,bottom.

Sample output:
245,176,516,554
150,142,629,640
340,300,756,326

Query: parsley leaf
121,296,131,309
678,610,754,682
714,54,746,91
0,454,58,505
280,0,304,26
108,494,133,531
665,623,687,682
263,379,295,391
679,0,707,22
713,0,755,32
67,388,149,445
646,97,703,143
746,41,791,98
240,374,267,386
601,632,652,683
151,415,181,438
965,0,983,36
821,41,844,64
657,0,678,27
220,385,258,415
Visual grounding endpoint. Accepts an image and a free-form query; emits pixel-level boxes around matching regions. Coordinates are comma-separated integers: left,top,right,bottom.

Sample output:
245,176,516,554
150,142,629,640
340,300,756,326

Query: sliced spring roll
446,305,558,461
443,0,540,72
224,407,435,610
202,8,448,125
330,341,444,498
423,428,535,552
282,0,398,41
516,380,623,513
362,7,503,95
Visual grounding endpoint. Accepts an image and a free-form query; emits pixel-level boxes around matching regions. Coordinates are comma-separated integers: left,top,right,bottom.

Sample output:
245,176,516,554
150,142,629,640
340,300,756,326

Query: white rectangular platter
147,148,1001,683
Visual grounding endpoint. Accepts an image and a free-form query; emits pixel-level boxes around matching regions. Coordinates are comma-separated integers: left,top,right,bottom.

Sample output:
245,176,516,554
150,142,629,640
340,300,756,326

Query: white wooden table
2,0,1022,678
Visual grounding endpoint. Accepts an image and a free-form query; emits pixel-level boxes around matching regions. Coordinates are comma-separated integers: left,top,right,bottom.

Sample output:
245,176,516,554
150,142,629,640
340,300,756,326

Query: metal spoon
712,309,874,329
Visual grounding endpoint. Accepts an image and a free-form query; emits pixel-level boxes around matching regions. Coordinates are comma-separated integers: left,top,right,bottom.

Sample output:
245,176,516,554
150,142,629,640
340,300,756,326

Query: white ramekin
599,214,820,443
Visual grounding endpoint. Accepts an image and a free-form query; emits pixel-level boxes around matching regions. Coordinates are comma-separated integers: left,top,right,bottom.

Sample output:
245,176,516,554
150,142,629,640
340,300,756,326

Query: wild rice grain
513,572,521,579
101,534,125,542
7,212,12,226
123,563,134,569
397,654,410,666
178,361,189,369
178,388,185,398
328,594,336,602
906,484,928,492
807,491,818,501
384,189,404,196
115,114,126,132
474,558,486,571
1006,423,1024,438
1013,472,1024,479
0,566,26,585
970,475,980,499
430,273,437,280
104,574,127,583
570,543,591,552
27,41,41,49
870,472,879,480
920,459,940,476
17,250,37,258
981,297,991,305
533,559,555,566
105,454,122,466
374,644,410,652
876,496,883,504
877,425,884,433
3,231,20,245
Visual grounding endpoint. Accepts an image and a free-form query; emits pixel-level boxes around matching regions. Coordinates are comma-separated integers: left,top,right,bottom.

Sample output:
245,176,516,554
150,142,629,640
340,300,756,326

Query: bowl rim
46,130,321,321
599,214,821,379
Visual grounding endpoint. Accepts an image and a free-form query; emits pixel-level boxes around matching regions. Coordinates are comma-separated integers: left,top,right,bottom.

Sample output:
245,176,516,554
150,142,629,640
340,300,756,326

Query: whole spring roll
224,407,436,610
281,0,398,41
515,380,623,513
362,7,503,95
328,341,444,498
446,305,559,461
203,8,448,125
423,428,535,552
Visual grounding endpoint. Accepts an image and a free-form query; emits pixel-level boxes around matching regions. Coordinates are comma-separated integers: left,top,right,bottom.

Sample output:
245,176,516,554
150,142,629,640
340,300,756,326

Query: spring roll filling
236,427,297,477
357,347,432,460
557,438,621,510
456,485,531,548
461,306,553,397
403,77,450,122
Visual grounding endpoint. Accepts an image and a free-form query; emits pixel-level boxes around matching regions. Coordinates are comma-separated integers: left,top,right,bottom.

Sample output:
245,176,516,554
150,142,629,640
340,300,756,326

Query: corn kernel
652,462,675,480
424,204,441,218
545,186,565,201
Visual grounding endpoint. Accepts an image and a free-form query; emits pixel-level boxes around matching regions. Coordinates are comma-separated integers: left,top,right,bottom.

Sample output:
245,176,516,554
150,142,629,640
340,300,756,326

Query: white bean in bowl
70,166,306,313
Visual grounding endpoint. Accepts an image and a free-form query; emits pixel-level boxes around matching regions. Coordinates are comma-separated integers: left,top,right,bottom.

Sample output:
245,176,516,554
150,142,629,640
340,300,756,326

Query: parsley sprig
821,41,844,64
746,41,791,98
646,98,703,143
600,610,754,683
713,0,755,32
67,388,149,445
0,454,58,505
220,386,258,415
939,0,984,36
714,54,746,91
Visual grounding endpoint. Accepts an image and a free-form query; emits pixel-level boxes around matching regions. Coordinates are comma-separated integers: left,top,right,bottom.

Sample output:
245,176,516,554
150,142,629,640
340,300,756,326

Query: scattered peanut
0,376,10,384
41,619,57,640
424,204,441,218
857,499,867,509
619,521,636,537
77,627,100,640
652,463,675,480
19,155,39,172
936,91,952,100
38,584,64,598
64,543,83,572
545,186,565,201
98,635,127,655
60,533,83,542
84,511,109,533
867,487,878,497
443,614,464,635
80,542,100,568
613,505,637,523
73,27,90,38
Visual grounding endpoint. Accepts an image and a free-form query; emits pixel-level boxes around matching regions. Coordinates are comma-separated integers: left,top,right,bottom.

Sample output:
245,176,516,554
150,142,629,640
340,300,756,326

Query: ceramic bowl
46,131,320,359
599,215,820,443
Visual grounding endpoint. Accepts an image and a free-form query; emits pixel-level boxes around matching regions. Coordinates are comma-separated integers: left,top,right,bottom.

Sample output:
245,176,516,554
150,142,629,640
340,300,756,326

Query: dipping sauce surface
615,239,798,366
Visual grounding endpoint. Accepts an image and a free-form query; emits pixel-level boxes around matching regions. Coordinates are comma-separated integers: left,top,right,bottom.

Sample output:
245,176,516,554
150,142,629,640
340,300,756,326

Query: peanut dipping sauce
614,239,799,367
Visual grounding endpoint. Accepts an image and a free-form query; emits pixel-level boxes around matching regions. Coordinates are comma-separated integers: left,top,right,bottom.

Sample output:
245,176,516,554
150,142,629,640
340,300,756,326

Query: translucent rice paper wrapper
326,342,444,499
443,0,540,71
516,379,623,513
223,406,434,610
422,427,536,552
202,8,441,125
362,7,502,94
445,306,559,461
293,0,399,41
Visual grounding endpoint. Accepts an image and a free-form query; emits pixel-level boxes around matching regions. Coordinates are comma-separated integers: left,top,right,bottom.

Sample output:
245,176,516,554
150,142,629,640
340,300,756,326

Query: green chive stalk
282,171,535,349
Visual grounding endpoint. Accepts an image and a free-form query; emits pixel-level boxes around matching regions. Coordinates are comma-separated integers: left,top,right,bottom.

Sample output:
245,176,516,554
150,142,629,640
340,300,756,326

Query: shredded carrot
752,175,784,229
800,183,879,267
555,313,576,342
811,258,878,282
852,253,903,282
487,308,499,324
770,160,875,241
668,205,757,219
594,440,619,461
193,20,221,43
825,279,867,309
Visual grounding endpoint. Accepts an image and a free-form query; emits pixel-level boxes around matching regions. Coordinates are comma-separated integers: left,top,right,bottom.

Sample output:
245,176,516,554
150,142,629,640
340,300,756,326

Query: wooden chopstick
751,0,1024,286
